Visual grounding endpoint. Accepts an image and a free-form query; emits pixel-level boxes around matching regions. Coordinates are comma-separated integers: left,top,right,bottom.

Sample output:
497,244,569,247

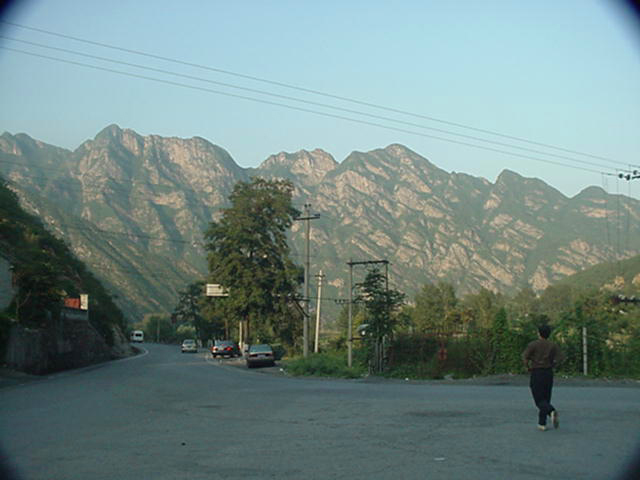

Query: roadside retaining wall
0,256,14,311
4,315,112,375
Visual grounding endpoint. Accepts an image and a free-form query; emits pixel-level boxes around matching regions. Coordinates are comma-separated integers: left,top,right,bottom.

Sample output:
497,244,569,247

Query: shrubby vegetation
285,351,366,378
383,282,640,379
0,179,126,351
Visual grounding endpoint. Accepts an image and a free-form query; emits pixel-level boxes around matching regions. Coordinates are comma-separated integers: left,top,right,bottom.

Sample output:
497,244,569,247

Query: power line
58,222,201,245
3,178,316,260
0,45,620,177
2,169,227,210
0,20,628,167
0,35,631,172
0,157,236,200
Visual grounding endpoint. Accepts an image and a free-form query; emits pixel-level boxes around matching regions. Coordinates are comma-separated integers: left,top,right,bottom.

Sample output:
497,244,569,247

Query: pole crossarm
294,214,321,220
347,259,389,267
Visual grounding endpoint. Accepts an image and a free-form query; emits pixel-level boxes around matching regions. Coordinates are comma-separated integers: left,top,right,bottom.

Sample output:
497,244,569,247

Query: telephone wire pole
295,203,320,357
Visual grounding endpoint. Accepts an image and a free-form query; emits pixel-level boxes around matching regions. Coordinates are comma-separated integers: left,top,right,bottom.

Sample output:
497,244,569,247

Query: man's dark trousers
530,367,555,425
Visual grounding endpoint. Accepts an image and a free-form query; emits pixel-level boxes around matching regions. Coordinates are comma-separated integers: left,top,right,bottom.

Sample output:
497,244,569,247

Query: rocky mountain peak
256,148,337,186
91,124,144,156
2,127,639,320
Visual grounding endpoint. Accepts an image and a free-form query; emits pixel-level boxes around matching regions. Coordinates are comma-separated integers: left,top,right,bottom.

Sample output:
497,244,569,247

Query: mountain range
1,124,639,322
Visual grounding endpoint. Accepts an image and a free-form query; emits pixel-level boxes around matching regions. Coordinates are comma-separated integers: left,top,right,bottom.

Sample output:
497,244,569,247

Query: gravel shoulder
214,355,640,388
4,351,639,390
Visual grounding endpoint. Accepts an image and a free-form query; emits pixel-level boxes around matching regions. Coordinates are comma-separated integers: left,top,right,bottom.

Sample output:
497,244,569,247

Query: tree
13,248,63,326
539,284,574,322
137,314,176,343
490,307,519,373
461,287,503,331
412,281,458,334
172,282,214,342
509,285,541,327
200,295,230,340
204,178,302,345
357,267,405,372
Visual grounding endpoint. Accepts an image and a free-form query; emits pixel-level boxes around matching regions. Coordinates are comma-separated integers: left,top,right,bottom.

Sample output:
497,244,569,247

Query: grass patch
284,351,366,379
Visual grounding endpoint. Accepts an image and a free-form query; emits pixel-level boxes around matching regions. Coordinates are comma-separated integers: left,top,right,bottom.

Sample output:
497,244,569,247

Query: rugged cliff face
2,125,639,321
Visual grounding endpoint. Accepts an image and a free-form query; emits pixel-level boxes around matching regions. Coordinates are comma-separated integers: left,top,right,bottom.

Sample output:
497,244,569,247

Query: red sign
64,298,81,309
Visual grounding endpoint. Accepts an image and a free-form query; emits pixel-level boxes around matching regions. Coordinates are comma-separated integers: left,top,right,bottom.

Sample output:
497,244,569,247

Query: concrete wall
0,255,14,311
4,315,112,375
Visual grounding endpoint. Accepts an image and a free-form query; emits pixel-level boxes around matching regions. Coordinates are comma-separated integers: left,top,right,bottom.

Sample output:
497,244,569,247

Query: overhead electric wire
82,260,199,279
4,171,225,208
0,20,627,168
59,222,199,245
0,45,619,177
0,36,630,173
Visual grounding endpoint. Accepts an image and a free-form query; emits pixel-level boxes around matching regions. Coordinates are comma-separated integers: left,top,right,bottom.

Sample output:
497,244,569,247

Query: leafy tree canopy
412,281,457,333
357,267,405,341
203,178,302,343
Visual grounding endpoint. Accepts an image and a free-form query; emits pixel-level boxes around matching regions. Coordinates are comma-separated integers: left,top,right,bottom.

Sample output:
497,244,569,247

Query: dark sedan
211,340,240,358
246,344,275,368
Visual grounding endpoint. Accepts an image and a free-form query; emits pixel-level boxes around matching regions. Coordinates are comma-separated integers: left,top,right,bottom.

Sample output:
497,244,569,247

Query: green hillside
0,177,127,350
555,255,640,293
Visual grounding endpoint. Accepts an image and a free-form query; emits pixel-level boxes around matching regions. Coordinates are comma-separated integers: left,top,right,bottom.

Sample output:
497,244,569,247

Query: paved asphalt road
1,343,639,480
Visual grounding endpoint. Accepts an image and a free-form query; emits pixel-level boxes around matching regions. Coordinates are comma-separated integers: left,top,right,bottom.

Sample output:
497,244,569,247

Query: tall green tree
461,287,503,330
489,307,520,373
204,178,302,345
509,285,541,326
137,314,176,343
412,281,458,333
539,284,574,322
357,267,405,372
172,281,220,343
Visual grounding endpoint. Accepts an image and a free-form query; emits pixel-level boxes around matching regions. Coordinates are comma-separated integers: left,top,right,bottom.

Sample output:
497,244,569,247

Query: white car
181,339,198,353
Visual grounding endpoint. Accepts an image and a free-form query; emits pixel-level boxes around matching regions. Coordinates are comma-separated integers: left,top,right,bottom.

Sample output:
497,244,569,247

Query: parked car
246,344,275,368
181,339,198,353
211,340,240,358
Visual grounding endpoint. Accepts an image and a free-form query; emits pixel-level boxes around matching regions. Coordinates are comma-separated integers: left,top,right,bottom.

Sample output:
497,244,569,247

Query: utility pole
348,261,353,367
295,204,320,357
582,326,588,376
314,270,324,353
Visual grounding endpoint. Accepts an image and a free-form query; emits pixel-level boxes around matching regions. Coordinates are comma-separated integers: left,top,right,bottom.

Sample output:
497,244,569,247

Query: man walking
522,324,563,431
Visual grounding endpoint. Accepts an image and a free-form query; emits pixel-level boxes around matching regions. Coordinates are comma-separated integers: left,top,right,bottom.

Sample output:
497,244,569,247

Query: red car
211,340,240,358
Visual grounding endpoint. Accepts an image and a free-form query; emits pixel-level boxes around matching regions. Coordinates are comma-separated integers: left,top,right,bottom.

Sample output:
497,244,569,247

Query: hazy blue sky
1,0,639,199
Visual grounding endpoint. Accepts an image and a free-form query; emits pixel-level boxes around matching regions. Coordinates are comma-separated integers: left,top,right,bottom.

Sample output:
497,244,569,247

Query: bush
271,343,286,361
284,351,366,378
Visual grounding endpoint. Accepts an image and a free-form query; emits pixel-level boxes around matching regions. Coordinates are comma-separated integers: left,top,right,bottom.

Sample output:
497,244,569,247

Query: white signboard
80,293,89,310
206,284,229,297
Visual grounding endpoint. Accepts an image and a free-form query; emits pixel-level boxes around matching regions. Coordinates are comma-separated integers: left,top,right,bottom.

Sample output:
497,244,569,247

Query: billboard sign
206,284,229,297
80,294,89,310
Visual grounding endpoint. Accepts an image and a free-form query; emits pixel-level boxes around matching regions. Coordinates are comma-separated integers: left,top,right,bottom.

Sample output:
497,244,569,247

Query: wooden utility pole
314,270,324,353
295,204,320,357
582,326,588,376
348,261,353,367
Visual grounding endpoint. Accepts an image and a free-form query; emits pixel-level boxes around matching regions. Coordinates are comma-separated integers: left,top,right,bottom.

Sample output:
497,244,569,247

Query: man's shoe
537,424,547,431
551,410,559,429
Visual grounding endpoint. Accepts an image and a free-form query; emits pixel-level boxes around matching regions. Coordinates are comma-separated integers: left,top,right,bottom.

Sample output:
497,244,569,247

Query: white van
131,330,144,343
